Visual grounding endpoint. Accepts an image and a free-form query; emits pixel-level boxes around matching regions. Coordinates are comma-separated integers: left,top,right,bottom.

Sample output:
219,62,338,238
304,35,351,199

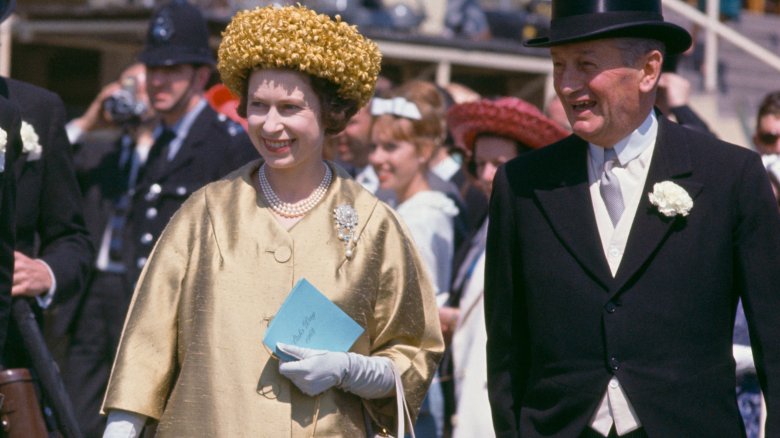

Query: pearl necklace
258,163,332,218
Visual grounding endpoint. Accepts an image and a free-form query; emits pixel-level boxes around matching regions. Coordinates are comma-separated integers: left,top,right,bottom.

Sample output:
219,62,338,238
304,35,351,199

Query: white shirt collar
432,155,461,181
589,110,658,167
161,98,207,139
155,98,208,161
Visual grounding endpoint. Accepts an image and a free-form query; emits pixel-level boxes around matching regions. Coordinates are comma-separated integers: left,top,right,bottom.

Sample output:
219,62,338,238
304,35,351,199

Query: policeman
62,2,256,436
127,0,257,278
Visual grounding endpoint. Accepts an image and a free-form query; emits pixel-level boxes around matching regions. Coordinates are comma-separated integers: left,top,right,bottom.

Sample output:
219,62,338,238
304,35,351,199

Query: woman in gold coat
100,5,443,437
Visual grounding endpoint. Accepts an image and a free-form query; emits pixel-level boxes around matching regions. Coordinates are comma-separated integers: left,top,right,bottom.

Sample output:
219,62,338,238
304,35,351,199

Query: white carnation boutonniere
648,181,693,218
0,127,7,172
20,121,42,161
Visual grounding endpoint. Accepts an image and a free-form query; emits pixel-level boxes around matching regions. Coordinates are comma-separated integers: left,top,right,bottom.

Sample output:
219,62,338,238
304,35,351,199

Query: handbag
365,363,415,438
0,368,48,438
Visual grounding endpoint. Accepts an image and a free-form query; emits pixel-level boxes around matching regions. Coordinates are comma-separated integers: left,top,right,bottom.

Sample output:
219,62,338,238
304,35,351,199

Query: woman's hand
277,344,348,396
277,343,395,398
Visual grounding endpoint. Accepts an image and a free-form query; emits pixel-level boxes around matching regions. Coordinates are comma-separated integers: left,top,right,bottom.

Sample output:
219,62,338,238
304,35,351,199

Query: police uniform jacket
124,104,256,284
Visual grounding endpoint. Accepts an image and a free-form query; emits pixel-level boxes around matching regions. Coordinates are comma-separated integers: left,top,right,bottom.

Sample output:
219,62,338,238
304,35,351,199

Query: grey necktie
600,148,624,226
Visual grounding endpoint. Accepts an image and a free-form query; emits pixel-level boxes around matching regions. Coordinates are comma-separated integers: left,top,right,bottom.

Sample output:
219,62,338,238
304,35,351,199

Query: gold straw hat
218,5,382,109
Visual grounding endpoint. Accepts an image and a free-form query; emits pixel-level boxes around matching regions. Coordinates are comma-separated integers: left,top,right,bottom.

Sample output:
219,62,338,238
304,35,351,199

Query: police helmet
138,0,215,67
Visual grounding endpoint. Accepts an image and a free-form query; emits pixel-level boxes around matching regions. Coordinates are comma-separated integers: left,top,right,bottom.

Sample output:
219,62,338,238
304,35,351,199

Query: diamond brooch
333,204,358,259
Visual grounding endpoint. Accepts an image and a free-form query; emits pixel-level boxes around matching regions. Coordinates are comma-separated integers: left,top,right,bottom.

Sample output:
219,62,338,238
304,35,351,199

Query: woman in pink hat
443,97,567,437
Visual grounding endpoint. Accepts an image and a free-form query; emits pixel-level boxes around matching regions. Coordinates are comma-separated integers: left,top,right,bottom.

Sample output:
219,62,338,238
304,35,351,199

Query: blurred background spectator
370,80,458,438
754,90,780,206
443,96,567,437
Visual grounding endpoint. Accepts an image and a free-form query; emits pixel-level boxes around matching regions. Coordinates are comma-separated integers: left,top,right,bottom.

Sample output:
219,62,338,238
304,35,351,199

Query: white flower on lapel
648,181,693,217
20,121,42,161
0,127,7,172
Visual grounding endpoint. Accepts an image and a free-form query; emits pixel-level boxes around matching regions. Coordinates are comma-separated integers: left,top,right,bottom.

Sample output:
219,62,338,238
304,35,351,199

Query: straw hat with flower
447,97,569,152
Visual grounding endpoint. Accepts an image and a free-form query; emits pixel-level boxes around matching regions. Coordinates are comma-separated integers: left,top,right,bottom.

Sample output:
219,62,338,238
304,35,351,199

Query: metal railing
664,0,780,92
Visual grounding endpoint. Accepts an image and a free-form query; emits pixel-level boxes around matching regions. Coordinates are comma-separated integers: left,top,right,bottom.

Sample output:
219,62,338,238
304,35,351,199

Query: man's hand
12,251,53,297
657,72,692,109
70,81,123,134
439,306,460,345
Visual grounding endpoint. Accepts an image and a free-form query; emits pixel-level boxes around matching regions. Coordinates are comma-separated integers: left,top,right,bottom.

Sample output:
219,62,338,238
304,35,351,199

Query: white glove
277,343,395,399
103,410,147,438
733,344,756,376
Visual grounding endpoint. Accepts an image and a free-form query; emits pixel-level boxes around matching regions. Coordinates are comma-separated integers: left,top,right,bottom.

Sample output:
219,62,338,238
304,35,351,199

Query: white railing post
436,60,452,87
705,0,720,92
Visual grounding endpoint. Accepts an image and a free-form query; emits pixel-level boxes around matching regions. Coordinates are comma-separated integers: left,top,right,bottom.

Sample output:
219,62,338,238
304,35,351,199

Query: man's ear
194,66,213,92
640,50,664,93
417,140,438,165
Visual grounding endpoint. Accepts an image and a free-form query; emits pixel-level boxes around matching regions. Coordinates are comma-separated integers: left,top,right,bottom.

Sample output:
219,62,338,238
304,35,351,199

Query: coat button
274,246,291,263
176,186,187,196
146,208,158,219
145,183,162,201
140,233,154,245
604,301,617,313
609,357,620,371
136,257,147,269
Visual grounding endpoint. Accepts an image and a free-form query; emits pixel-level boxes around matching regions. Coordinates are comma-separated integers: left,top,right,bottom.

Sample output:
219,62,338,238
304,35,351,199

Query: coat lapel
13,150,25,180
143,108,213,184
534,137,613,289
613,119,703,292
162,107,217,177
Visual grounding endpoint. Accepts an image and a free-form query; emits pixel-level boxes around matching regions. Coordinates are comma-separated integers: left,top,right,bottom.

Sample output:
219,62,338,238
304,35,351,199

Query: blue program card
263,278,365,361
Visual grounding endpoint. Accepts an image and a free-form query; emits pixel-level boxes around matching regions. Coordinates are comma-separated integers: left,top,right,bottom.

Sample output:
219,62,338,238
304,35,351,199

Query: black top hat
524,0,692,54
1,0,16,23
138,0,214,67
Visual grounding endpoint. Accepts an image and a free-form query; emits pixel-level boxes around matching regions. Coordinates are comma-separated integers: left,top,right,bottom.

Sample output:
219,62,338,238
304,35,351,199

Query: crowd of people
0,0,779,437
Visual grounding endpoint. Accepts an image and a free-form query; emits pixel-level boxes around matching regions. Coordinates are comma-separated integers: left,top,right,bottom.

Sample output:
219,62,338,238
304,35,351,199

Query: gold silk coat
102,161,444,437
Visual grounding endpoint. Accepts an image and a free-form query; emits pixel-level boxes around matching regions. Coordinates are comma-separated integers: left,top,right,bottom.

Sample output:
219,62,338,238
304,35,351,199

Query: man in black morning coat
0,7,93,373
0,75,94,370
0,94,22,354
0,0,18,354
121,0,256,282
484,1,780,437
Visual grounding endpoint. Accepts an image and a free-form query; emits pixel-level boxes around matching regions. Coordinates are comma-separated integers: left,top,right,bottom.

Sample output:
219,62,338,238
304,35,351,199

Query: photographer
67,64,154,145
63,62,159,438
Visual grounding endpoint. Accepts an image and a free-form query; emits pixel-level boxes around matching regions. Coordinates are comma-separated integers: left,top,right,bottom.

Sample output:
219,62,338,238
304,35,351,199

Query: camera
103,77,147,125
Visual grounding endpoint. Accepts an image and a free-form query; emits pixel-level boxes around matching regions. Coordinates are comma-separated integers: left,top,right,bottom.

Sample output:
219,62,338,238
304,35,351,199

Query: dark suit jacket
74,134,135,261
0,77,93,345
0,96,22,352
124,104,257,284
485,117,780,437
